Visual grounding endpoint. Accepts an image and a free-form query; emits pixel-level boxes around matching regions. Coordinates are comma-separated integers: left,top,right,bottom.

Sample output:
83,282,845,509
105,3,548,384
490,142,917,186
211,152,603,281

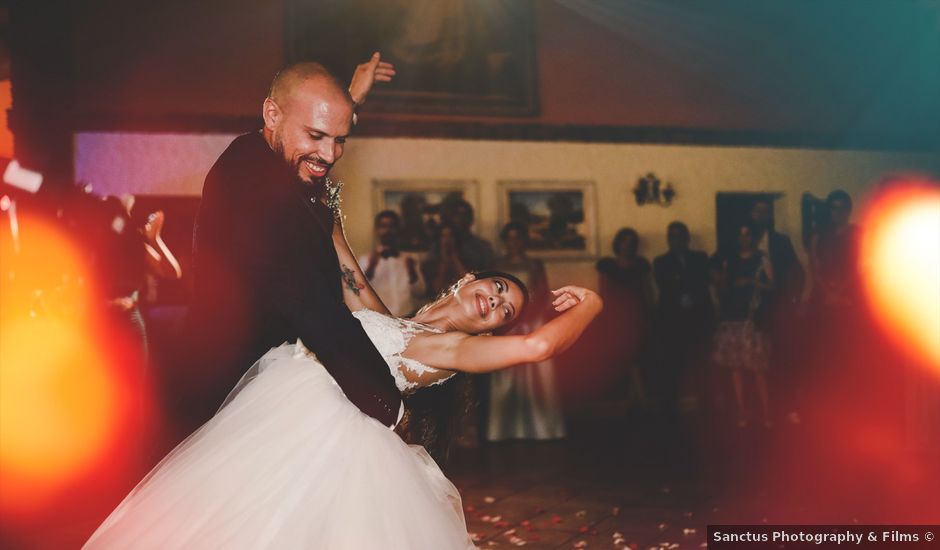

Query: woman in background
596,227,654,405
487,222,566,440
712,222,773,428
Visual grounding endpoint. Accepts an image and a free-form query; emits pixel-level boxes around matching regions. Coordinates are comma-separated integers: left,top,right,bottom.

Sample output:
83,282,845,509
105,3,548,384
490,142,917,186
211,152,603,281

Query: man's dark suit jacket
185,131,401,426
653,250,714,322
766,230,805,303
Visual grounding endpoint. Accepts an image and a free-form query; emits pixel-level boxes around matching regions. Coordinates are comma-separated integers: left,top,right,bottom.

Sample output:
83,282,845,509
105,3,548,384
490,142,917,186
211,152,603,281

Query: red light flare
710,176,940,524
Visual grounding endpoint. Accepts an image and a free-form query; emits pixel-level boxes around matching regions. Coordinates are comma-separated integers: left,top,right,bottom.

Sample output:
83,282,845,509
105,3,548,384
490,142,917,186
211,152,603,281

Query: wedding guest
712,222,773,428
810,190,860,311
422,223,467,296
426,198,494,273
358,210,425,317
749,198,805,424
749,199,804,312
98,195,182,462
652,222,714,422
99,195,182,359
596,227,654,404
487,222,565,440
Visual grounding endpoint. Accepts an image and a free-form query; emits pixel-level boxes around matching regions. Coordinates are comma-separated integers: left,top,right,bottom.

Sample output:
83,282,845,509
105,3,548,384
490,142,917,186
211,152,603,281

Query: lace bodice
350,308,456,395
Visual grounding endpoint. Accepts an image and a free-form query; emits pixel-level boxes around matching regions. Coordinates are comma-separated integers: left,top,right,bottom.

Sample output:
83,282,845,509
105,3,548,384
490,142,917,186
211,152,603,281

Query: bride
83,212,602,549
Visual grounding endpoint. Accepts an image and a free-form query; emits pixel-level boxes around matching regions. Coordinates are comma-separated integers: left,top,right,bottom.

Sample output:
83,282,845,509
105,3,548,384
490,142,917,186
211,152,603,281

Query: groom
183,56,402,428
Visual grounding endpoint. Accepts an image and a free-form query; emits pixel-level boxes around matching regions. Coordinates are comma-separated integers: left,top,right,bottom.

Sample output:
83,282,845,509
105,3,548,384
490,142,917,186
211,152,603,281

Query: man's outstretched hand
349,52,396,105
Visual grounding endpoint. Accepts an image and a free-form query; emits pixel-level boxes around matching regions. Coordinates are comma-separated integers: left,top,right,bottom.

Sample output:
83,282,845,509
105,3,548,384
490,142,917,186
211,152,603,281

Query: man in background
358,210,425,317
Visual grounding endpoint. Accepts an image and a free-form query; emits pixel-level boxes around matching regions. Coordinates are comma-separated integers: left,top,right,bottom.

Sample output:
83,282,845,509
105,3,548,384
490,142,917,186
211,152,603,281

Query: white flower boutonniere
324,177,344,221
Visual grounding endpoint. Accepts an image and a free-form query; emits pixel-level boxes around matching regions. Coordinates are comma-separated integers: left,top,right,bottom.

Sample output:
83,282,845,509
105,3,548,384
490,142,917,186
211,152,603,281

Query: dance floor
450,414,727,550
445,407,931,550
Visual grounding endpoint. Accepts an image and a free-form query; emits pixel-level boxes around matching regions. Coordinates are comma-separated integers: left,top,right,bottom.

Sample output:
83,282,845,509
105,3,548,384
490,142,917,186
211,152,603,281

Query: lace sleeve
352,309,457,395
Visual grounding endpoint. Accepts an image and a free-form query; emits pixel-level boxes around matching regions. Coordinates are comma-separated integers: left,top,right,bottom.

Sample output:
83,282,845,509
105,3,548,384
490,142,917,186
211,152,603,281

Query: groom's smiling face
263,75,354,185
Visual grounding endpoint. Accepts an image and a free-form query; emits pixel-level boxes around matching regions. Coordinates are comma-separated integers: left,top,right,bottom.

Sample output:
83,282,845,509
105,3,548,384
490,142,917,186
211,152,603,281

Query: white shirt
358,252,427,318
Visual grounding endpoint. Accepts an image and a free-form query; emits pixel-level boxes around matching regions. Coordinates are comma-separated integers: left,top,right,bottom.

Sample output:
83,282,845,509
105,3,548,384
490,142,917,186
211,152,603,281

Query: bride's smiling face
448,274,526,334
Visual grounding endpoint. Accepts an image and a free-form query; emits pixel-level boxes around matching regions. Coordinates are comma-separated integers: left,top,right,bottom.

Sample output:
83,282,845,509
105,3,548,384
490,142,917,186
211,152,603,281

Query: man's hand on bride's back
550,286,602,313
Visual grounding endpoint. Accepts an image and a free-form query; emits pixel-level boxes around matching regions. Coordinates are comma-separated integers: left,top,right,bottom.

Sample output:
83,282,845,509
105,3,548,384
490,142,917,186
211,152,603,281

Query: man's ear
262,98,281,131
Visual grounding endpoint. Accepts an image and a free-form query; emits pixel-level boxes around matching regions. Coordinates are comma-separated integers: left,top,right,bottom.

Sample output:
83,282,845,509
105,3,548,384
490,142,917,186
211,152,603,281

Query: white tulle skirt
84,342,475,550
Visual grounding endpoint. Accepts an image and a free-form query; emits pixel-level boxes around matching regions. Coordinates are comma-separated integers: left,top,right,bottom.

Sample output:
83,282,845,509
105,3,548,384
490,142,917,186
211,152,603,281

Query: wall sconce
633,172,676,207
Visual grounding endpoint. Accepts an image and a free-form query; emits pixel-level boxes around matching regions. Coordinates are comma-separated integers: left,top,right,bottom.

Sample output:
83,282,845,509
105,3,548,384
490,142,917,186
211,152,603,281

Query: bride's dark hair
415,270,530,333
404,271,531,463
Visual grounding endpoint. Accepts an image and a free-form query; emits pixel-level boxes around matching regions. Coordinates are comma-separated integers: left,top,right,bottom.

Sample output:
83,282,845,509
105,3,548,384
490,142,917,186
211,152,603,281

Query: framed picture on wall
284,0,538,116
497,180,597,259
372,179,480,252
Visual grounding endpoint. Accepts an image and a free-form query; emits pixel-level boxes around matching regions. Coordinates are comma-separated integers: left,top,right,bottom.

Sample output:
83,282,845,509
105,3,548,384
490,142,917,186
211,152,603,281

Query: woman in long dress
487,222,566,440
83,213,602,549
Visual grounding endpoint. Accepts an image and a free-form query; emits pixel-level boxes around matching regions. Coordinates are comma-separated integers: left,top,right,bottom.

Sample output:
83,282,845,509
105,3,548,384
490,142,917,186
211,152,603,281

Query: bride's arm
332,216,392,316
403,286,602,373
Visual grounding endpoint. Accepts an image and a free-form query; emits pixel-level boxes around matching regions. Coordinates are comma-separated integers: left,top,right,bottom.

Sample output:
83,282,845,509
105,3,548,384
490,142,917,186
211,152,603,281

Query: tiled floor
442,406,940,550
445,418,717,550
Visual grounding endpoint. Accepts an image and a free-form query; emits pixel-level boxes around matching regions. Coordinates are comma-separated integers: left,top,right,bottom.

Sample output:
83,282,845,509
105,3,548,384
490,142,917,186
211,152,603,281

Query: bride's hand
550,285,598,313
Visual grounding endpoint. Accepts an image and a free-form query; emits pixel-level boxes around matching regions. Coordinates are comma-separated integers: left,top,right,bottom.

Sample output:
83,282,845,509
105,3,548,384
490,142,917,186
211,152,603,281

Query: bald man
183,57,402,428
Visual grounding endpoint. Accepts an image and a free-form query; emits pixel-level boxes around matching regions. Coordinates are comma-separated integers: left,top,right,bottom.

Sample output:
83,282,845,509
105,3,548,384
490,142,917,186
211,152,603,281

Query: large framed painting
497,180,597,259
284,0,538,116
372,179,480,252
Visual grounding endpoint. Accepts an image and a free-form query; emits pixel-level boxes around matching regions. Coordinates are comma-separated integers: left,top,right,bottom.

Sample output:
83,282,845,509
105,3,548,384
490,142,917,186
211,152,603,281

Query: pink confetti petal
509,535,527,546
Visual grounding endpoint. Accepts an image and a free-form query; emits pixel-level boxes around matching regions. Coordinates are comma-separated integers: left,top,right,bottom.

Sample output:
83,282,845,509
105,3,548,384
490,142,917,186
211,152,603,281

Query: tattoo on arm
341,264,362,296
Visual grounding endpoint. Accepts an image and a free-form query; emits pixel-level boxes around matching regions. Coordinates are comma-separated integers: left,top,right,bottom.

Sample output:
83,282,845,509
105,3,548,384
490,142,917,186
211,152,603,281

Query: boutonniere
324,177,344,221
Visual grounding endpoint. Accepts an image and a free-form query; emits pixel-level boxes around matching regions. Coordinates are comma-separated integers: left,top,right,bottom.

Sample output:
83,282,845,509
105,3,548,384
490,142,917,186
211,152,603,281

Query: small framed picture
497,180,597,259
372,179,480,252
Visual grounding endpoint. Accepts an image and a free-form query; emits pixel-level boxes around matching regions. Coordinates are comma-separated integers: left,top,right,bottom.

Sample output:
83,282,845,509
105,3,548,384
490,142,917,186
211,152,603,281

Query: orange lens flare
0,216,122,513
860,181,940,373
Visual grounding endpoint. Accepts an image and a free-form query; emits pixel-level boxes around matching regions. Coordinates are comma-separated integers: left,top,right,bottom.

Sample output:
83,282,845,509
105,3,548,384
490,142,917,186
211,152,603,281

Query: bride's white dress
84,309,474,549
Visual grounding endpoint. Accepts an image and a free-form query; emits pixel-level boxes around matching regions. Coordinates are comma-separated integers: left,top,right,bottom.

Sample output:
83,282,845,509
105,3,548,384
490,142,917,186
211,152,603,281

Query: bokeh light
0,216,124,514
860,179,940,373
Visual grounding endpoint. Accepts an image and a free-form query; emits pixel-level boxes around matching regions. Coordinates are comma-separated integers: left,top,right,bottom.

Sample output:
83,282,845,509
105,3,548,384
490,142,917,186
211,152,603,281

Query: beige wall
334,137,940,289
73,131,940,290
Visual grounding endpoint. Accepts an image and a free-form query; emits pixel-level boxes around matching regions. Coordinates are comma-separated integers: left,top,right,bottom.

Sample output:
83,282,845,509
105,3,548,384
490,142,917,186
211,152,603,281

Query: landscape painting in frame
498,180,597,259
